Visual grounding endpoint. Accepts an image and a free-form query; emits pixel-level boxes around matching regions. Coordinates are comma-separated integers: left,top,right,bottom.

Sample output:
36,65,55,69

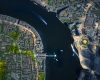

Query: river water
0,0,81,80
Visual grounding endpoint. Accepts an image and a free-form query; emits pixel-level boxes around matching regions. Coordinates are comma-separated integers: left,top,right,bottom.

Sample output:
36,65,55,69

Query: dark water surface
0,0,81,80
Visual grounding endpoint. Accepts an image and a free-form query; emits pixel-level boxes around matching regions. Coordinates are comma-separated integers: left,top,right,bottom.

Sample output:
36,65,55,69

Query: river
0,0,81,80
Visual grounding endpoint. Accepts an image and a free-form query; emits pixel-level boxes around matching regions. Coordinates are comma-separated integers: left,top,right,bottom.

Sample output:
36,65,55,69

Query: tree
21,50,36,61
8,31,20,41
6,43,19,54
38,72,45,80
0,23,4,33
0,60,6,80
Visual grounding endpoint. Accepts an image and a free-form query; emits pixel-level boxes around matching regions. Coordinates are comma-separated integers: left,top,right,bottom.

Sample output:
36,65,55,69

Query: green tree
0,60,6,80
8,31,20,41
21,50,36,61
6,43,19,54
38,72,45,80
0,24,4,33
